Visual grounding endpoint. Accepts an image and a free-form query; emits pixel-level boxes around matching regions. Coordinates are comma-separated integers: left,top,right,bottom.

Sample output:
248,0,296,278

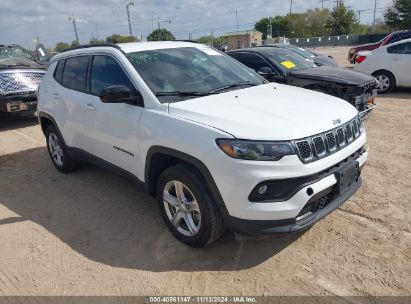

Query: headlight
216,139,295,161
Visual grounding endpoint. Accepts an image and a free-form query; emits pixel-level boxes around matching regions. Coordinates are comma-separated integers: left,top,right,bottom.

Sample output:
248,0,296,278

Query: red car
348,30,411,64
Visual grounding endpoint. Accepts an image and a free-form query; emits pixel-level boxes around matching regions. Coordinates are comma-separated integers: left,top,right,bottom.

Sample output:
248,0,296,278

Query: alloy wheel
376,75,390,92
48,133,64,167
163,180,201,237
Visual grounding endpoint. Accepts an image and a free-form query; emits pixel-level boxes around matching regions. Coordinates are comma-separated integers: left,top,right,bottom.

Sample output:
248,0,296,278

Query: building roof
221,30,262,37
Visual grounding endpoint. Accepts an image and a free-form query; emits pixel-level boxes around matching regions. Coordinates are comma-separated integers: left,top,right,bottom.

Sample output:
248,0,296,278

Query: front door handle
85,104,96,111
53,93,63,101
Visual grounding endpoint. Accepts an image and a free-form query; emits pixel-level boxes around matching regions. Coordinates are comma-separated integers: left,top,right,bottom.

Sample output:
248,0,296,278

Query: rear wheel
157,164,225,247
45,125,79,173
373,71,395,94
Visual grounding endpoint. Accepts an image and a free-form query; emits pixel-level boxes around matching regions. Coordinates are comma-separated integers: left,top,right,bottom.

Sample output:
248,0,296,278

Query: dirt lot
0,47,410,296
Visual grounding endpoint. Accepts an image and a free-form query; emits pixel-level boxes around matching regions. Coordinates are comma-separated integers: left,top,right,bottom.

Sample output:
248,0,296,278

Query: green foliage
106,34,139,43
70,40,80,48
305,8,332,36
384,0,411,30
54,42,70,52
255,16,291,39
325,1,358,35
89,38,106,45
147,29,176,41
196,35,223,46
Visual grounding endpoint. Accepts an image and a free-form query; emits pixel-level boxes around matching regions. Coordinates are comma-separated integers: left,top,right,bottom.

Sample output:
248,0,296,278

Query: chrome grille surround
294,116,363,164
0,70,45,94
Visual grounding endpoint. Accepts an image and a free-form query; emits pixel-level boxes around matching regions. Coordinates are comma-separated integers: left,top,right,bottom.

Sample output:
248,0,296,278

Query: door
237,52,283,83
82,54,144,177
58,55,91,150
387,42,411,86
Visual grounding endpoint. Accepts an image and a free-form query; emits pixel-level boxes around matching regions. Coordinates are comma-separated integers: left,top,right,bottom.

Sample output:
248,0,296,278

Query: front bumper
224,148,367,236
0,91,38,113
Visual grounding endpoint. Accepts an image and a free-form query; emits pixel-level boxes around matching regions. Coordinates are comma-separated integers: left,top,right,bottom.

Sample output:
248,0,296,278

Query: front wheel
157,164,225,247
373,71,396,94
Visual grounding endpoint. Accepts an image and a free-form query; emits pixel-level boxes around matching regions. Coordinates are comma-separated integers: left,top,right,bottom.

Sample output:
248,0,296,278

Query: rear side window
89,55,135,95
387,42,411,54
53,59,65,83
240,53,270,71
62,56,90,92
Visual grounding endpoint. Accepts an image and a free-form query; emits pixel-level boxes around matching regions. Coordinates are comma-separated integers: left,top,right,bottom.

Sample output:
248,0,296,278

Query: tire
157,163,225,247
45,125,79,173
372,71,396,94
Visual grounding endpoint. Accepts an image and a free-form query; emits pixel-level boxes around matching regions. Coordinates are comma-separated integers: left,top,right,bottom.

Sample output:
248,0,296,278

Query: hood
290,66,374,85
168,83,357,141
0,57,45,70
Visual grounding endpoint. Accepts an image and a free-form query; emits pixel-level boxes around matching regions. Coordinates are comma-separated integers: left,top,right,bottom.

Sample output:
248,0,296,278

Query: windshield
283,45,315,59
126,47,264,102
264,50,315,72
0,46,35,61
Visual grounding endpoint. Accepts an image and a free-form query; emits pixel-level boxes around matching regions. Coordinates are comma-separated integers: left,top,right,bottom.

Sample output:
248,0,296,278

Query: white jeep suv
37,42,368,247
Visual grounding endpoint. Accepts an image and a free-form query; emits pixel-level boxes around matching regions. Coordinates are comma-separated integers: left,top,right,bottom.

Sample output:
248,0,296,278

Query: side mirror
99,85,144,106
258,67,273,76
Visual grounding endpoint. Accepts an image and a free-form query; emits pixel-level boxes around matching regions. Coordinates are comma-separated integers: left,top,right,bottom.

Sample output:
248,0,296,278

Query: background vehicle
38,42,367,247
348,29,411,64
353,38,411,94
228,47,377,112
0,44,47,115
262,44,338,66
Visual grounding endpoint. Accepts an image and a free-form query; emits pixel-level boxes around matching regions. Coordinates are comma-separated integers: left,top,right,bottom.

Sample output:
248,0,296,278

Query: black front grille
294,117,363,163
336,128,345,146
297,194,332,219
313,137,326,156
326,132,336,151
296,141,312,159
345,124,353,141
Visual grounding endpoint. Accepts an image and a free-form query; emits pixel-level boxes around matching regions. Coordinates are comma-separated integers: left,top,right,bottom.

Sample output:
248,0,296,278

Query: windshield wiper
207,81,258,94
155,91,213,97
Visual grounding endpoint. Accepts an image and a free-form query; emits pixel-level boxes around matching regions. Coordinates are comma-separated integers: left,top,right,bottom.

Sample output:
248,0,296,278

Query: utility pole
290,0,293,15
125,2,134,36
211,30,214,48
235,10,239,49
373,0,377,32
96,24,100,40
157,18,171,29
68,17,86,42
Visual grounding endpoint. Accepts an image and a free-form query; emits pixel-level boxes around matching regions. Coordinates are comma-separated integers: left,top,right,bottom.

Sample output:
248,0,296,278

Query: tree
384,0,411,30
305,8,331,36
70,40,80,47
255,16,291,39
325,1,358,35
147,29,175,41
89,38,106,45
54,42,70,52
106,34,139,43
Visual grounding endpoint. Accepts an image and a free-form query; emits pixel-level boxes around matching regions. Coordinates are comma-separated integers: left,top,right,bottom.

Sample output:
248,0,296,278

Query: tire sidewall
157,165,216,247
45,125,69,173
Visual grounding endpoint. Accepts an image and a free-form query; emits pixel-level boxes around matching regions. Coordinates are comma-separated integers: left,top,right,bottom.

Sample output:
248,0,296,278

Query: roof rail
60,43,124,54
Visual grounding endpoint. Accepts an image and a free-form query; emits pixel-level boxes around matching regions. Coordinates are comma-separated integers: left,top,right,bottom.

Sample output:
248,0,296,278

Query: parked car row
227,47,377,113
36,42,368,247
348,29,411,64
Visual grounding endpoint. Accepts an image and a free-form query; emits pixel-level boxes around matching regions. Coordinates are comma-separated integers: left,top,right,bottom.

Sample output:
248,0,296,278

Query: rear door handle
85,104,96,111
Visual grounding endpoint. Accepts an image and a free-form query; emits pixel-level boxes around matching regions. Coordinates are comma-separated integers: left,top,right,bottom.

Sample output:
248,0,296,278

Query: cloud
0,0,393,49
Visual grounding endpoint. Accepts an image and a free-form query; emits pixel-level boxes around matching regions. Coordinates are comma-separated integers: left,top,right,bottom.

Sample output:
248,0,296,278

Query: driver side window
240,53,272,72
90,55,136,96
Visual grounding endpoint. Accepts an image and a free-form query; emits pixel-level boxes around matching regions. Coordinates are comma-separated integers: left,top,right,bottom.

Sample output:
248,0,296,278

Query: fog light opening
258,185,268,195
306,187,314,196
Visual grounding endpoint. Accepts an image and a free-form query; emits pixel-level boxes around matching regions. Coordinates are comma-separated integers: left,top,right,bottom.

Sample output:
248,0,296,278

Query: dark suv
0,44,48,115
227,47,377,113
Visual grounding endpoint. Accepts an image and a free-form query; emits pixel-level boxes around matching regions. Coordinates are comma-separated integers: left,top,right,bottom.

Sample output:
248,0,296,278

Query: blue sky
0,0,393,49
